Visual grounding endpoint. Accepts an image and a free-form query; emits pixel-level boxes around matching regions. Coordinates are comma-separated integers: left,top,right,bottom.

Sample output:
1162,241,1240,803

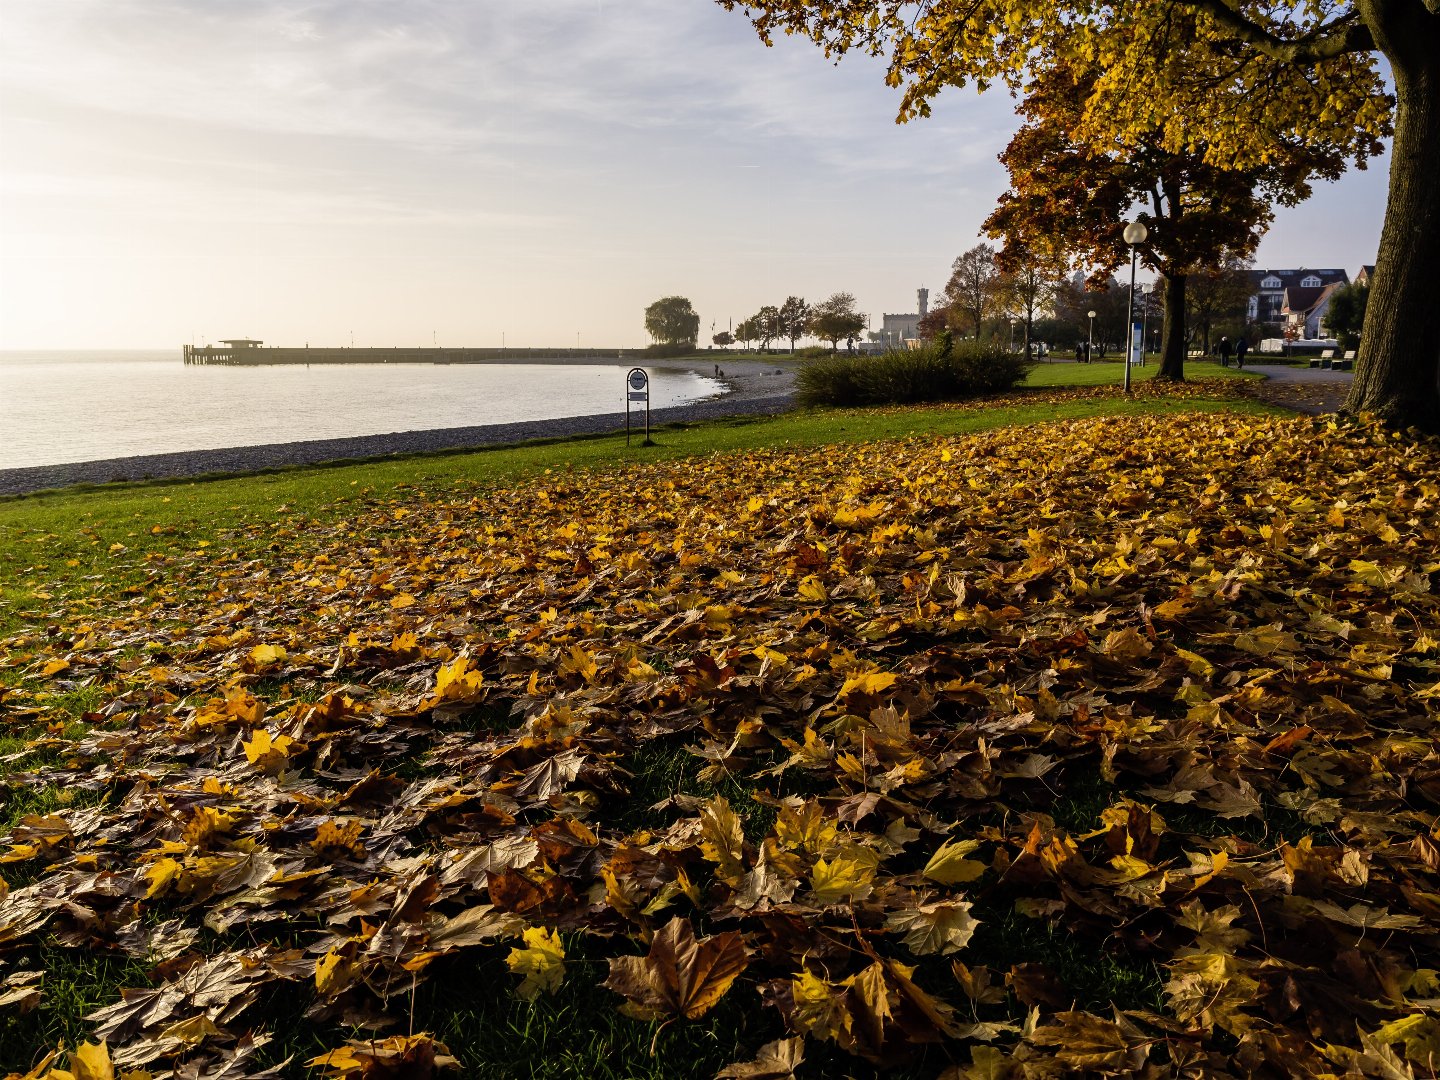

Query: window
1262,276,1282,289
1300,275,1321,288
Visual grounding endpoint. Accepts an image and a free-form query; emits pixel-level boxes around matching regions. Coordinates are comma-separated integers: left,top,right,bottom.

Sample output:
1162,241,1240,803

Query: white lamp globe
1123,221,1149,245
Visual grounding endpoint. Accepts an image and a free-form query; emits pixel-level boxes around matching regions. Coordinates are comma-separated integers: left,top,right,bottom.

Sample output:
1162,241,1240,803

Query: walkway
1243,363,1353,416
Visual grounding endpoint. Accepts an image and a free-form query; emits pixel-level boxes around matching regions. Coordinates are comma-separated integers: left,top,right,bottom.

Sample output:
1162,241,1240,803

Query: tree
718,1,1440,429
1187,258,1254,355
993,250,1066,360
712,330,735,349
1325,282,1371,351
644,296,700,348
943,244,1002,339
749,305,781,352
734,317,759,351
807,293,867,352
1054,276,1130,355
916,305,952,343
776,297,811,353
983,64,1352,380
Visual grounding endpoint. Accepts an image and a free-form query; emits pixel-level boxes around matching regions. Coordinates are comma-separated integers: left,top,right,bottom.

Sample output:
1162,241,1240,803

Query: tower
918,288,929,318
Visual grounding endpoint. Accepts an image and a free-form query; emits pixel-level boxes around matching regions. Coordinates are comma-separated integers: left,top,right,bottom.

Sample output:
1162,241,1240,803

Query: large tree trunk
1345,9,1440,431
1157,273,1187,380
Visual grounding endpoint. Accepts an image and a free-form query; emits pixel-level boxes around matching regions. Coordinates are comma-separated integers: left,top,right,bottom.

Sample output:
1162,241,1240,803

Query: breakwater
182,344,643,365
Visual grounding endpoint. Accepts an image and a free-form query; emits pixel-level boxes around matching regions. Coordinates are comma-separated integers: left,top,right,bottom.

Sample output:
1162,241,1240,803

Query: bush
794,346,831,361
794,336,1035,407
644,342,698,359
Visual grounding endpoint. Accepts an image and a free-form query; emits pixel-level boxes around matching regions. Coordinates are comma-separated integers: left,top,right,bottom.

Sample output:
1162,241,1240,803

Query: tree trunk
1345,9,1440,431
1157,273,1187,379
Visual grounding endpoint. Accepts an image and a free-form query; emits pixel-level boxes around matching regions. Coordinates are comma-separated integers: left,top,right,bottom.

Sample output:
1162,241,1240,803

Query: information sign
626,367,652,446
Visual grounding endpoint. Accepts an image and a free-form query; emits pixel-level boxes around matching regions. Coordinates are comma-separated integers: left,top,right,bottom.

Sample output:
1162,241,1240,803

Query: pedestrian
1217,336,1232,367
1075,342,1084,363
1235,336,1248,369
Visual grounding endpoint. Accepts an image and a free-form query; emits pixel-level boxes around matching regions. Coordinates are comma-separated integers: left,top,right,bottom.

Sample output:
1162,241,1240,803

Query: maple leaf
885,901,979,955
1028,1011,1136,1070
242,643,287,673
308,1034,458,1078
922,838,986,885
431,656,484,703
315,949,360,998
241,728,296,775
311,819,366,861
810,846,878,903
789,969,852,1042
1165,952,1259,1035
602,916,749,1020
507,926,565,999
715,1036,805,1080
699,796,748,888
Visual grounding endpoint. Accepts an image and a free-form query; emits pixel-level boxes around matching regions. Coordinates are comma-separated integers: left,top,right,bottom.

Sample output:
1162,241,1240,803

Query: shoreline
0,359,795,498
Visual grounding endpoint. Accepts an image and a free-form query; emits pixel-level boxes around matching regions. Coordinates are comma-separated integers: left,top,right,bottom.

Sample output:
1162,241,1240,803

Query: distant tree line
646,293,868,355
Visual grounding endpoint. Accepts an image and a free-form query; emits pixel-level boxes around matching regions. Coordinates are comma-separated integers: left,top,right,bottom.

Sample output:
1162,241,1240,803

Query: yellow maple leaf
434,656,485,701
507,926,565,999
315,949,360,997
923,838,986,885
241,729,294,774
245,643,287,669
144,857,184,899
839,671,898,697
810,847,878,903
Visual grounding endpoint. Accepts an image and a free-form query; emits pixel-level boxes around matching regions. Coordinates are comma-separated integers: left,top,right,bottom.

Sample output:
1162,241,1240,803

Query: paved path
1241,363,1353,416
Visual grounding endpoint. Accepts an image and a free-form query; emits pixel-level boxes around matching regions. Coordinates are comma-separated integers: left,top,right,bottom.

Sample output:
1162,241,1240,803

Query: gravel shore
0,360,795,497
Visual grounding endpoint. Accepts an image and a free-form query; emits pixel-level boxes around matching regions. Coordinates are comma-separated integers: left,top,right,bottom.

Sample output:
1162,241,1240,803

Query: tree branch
1164,0,1375,62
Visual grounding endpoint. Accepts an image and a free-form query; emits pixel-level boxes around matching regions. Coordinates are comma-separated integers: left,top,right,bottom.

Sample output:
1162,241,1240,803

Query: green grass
1022,359,1260,387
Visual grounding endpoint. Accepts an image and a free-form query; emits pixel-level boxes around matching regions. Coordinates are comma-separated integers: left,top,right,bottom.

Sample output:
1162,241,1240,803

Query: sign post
626,367,651,447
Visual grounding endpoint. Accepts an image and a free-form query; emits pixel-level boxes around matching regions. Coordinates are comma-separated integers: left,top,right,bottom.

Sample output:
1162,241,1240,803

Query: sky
0,0,1392,350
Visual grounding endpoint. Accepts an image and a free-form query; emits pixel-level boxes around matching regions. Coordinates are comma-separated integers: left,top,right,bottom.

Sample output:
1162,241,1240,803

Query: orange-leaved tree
716,0,1439,428
983,64,1363,380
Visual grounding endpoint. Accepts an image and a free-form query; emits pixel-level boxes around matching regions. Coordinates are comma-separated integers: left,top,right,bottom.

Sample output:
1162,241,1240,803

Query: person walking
1235,336,1248,369
1217,336,1232,367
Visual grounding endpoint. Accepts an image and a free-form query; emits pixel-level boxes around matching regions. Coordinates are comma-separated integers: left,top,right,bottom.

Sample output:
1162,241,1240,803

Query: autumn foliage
4,407,1440,1076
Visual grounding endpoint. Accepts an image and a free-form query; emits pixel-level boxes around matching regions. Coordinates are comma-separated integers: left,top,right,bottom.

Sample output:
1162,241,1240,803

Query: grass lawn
1021,358,1261,387
14,382,1423,1079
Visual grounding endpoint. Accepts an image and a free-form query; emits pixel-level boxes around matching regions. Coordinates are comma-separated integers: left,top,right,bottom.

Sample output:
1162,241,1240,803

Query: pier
182,340,636,365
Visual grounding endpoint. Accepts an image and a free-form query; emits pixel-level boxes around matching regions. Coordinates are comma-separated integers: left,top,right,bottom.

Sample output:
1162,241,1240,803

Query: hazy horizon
0,1,1390,350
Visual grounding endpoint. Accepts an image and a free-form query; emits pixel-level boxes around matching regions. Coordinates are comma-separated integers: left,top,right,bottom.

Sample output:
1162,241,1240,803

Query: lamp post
1087,310,1097,362
1122,220,1149,392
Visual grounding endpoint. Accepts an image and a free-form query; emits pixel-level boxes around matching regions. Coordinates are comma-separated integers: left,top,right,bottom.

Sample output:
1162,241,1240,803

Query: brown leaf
715,1036,805,1079
603,916,749,1020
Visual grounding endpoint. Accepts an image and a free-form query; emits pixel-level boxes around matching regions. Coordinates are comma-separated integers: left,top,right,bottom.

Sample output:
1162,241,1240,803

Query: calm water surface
0,352,722,469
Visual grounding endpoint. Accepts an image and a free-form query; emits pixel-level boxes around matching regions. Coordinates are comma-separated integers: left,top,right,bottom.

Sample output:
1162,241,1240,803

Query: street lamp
1122,220,1149,392
1087,310,1097,362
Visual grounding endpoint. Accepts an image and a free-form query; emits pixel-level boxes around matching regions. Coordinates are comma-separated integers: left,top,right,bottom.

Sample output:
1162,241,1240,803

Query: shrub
644,342,698,359
795,346,831,361
794,336,1035,407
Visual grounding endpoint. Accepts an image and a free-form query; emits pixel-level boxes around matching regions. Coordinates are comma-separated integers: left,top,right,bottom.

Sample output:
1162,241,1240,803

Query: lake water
0,352,723,470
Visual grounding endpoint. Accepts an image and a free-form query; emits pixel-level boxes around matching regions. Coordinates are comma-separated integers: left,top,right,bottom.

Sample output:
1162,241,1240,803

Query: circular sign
628,369,648,391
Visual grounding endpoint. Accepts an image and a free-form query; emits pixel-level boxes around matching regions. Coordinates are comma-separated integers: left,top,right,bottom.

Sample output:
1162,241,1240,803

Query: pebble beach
0,360,796,497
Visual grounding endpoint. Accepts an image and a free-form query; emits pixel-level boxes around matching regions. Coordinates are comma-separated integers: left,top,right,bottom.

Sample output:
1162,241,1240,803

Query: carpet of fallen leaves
4,409,1440,1079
